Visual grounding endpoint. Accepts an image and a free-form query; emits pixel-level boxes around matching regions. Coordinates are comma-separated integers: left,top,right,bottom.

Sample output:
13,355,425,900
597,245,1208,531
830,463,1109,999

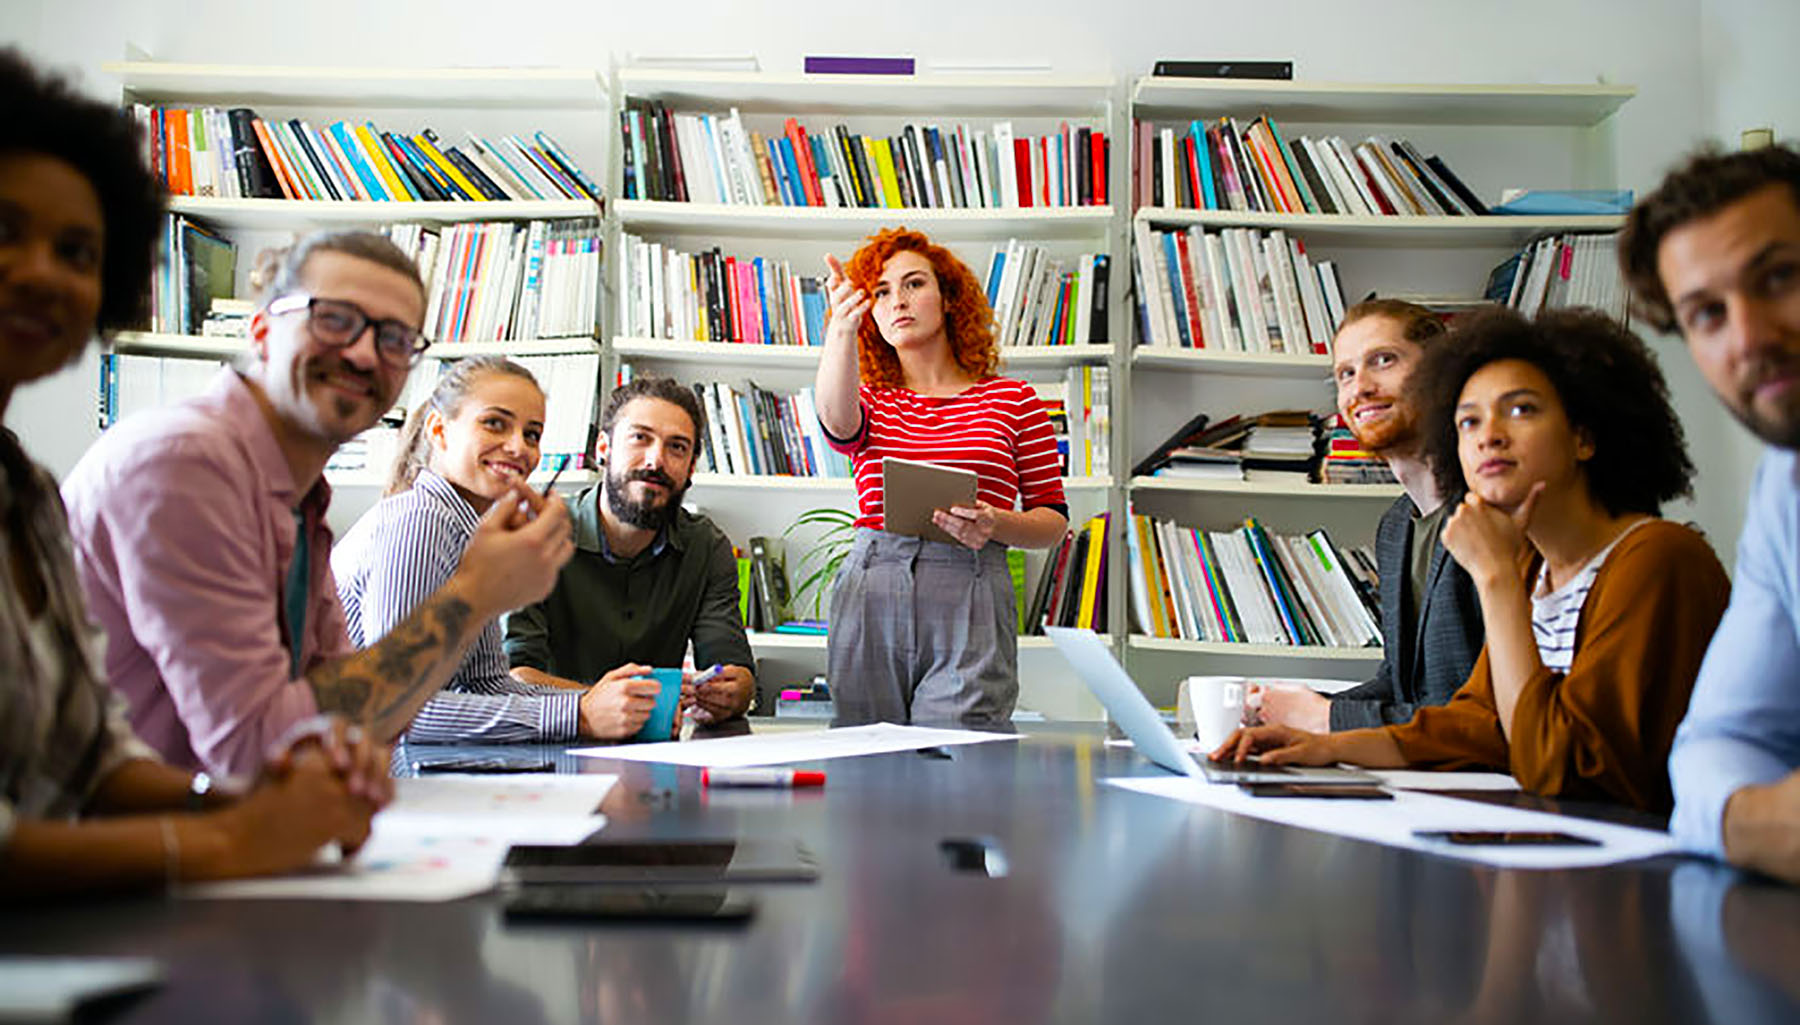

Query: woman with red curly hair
815,229,1069,728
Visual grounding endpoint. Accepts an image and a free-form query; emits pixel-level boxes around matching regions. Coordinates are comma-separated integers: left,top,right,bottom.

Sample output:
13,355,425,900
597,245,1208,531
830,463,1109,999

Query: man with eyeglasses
61,231,575,779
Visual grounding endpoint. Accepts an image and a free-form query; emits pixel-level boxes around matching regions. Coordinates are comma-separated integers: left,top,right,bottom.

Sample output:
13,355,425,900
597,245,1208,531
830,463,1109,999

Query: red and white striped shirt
827,378,1068,532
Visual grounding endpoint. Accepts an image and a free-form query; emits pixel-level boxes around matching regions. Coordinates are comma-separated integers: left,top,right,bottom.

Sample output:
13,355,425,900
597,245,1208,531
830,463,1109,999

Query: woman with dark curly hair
1214,307,1730,812
1,49,391,897
814,228,1068,728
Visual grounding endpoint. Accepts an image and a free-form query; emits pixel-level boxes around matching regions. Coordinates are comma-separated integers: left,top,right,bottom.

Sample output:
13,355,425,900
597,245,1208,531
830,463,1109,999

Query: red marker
702,768,826,788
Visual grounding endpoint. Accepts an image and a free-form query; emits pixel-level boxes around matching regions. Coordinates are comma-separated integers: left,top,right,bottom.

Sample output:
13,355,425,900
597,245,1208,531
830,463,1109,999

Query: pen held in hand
539,453,571,497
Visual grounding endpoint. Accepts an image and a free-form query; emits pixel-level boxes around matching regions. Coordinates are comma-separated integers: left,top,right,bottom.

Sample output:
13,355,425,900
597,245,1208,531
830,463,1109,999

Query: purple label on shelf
804,56,916,75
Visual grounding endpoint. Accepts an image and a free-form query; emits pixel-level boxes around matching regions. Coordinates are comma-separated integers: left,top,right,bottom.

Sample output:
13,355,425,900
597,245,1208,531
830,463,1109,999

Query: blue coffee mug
634,668,684,741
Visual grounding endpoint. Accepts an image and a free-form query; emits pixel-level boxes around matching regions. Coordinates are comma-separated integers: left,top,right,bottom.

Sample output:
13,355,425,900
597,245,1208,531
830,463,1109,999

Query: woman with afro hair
1213,307,1730,813
814,229,1069,729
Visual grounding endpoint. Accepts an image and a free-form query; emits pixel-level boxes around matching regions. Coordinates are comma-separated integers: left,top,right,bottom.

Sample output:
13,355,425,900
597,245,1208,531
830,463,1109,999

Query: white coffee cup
1180,675,1248,750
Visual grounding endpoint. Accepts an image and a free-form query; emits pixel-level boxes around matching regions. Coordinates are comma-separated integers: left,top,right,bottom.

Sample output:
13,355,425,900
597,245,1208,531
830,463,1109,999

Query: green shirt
502,484,753,683
1408,500,1452,622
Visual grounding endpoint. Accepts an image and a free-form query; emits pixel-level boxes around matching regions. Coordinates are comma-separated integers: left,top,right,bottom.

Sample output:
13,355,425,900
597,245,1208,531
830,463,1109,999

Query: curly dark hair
1620,143,1800,333
0,48,164,334
1418,307,1694,516
841,227,997,388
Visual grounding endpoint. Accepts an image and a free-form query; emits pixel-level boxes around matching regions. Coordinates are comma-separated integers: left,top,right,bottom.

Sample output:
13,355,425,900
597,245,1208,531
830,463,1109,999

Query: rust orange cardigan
1381,519,1729,813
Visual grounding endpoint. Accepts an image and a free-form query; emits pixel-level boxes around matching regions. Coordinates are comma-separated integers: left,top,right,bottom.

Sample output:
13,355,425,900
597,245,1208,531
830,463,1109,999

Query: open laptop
1044,626,1377,784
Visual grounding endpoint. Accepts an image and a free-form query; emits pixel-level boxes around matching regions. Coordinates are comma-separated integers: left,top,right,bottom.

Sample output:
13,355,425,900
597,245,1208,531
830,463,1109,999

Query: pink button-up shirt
61,370,352,777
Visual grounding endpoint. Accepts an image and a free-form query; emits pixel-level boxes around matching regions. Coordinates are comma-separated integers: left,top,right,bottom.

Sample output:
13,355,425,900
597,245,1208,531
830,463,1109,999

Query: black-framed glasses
267,294,431,368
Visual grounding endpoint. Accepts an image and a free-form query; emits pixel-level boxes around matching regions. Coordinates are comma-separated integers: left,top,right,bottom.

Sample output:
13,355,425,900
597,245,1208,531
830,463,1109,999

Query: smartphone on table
411,755,554,774
1413,830,1602,847
1240,783,1394,799
503,885,756,923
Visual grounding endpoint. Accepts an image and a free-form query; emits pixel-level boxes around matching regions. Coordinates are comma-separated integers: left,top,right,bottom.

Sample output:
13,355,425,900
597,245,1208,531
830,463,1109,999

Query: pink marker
702,768,826,788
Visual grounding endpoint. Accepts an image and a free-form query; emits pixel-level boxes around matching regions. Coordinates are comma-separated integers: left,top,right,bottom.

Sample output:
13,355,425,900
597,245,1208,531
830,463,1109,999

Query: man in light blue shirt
1620,143,1800,883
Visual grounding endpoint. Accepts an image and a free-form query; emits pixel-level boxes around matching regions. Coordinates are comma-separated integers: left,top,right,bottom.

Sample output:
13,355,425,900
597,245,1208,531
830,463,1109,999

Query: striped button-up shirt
2,430,158,849
333,469,580,742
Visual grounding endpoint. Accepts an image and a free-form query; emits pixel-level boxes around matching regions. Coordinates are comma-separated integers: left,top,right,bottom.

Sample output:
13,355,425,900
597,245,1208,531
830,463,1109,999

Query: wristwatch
186,771,214,813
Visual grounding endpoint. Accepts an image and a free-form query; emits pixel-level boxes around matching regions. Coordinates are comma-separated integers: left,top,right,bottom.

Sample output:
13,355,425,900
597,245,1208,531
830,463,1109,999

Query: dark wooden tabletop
5,723,1797,1024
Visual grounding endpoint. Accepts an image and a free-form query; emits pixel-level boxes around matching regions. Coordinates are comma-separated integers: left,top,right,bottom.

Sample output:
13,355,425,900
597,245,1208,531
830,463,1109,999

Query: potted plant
783,506,857,620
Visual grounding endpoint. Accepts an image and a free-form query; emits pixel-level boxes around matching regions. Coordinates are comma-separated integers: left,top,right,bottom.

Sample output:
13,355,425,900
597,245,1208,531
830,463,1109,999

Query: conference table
4,722,1798,1024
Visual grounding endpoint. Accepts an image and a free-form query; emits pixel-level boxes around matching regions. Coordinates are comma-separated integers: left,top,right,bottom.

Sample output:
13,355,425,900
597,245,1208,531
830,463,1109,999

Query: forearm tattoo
308,595,477,734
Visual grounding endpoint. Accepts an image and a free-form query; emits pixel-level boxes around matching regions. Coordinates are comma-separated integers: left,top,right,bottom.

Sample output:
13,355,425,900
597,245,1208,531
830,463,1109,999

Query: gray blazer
1328,495,1484,730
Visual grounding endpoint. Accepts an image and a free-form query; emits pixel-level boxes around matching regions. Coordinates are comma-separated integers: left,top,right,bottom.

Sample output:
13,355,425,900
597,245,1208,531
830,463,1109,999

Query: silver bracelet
159,815,180,887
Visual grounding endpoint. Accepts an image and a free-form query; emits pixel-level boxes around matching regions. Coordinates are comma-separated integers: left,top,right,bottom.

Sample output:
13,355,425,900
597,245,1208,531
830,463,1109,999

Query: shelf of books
1129,477,1402,499
109,61,612,545
612,65,1130,679
1129,79,1634,127
1127,637,1383,661
1117,76,1633,682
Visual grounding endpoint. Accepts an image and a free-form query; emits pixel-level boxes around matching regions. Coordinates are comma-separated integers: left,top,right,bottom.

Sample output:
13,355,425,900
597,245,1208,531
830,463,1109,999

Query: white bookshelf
615,337,826,368
327,468,598,490
1130,346,1330,378
1120,77,1634,681
614,200,1113,240
1129,476,1403,499
163,196,599,230
106,62,608,110
688,473,853,493
610,68,1128,719
618,69,1113,117
1129,78,1635,127
615,337,1111,370
1134,207,1625,248
106,61,613,550
111,332,602,359
111,331,246,359
425,339,602,357
689,473,1111,492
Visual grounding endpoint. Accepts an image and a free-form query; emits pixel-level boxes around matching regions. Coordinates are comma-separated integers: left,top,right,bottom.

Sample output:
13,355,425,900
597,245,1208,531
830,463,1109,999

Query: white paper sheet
0,957,163,1022
570,722,1021,768
1367,770,1522,792
181,774,617,902
1107,776,1678,869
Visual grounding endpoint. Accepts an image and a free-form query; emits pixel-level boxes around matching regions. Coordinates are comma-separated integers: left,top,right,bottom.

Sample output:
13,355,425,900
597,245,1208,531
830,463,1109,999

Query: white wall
4,0,1769,561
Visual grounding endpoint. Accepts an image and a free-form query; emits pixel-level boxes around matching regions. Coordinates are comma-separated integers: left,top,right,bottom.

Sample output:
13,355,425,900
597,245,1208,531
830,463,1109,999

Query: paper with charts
570,722,1021,768
181,774,617,902
1107,776,1677,870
